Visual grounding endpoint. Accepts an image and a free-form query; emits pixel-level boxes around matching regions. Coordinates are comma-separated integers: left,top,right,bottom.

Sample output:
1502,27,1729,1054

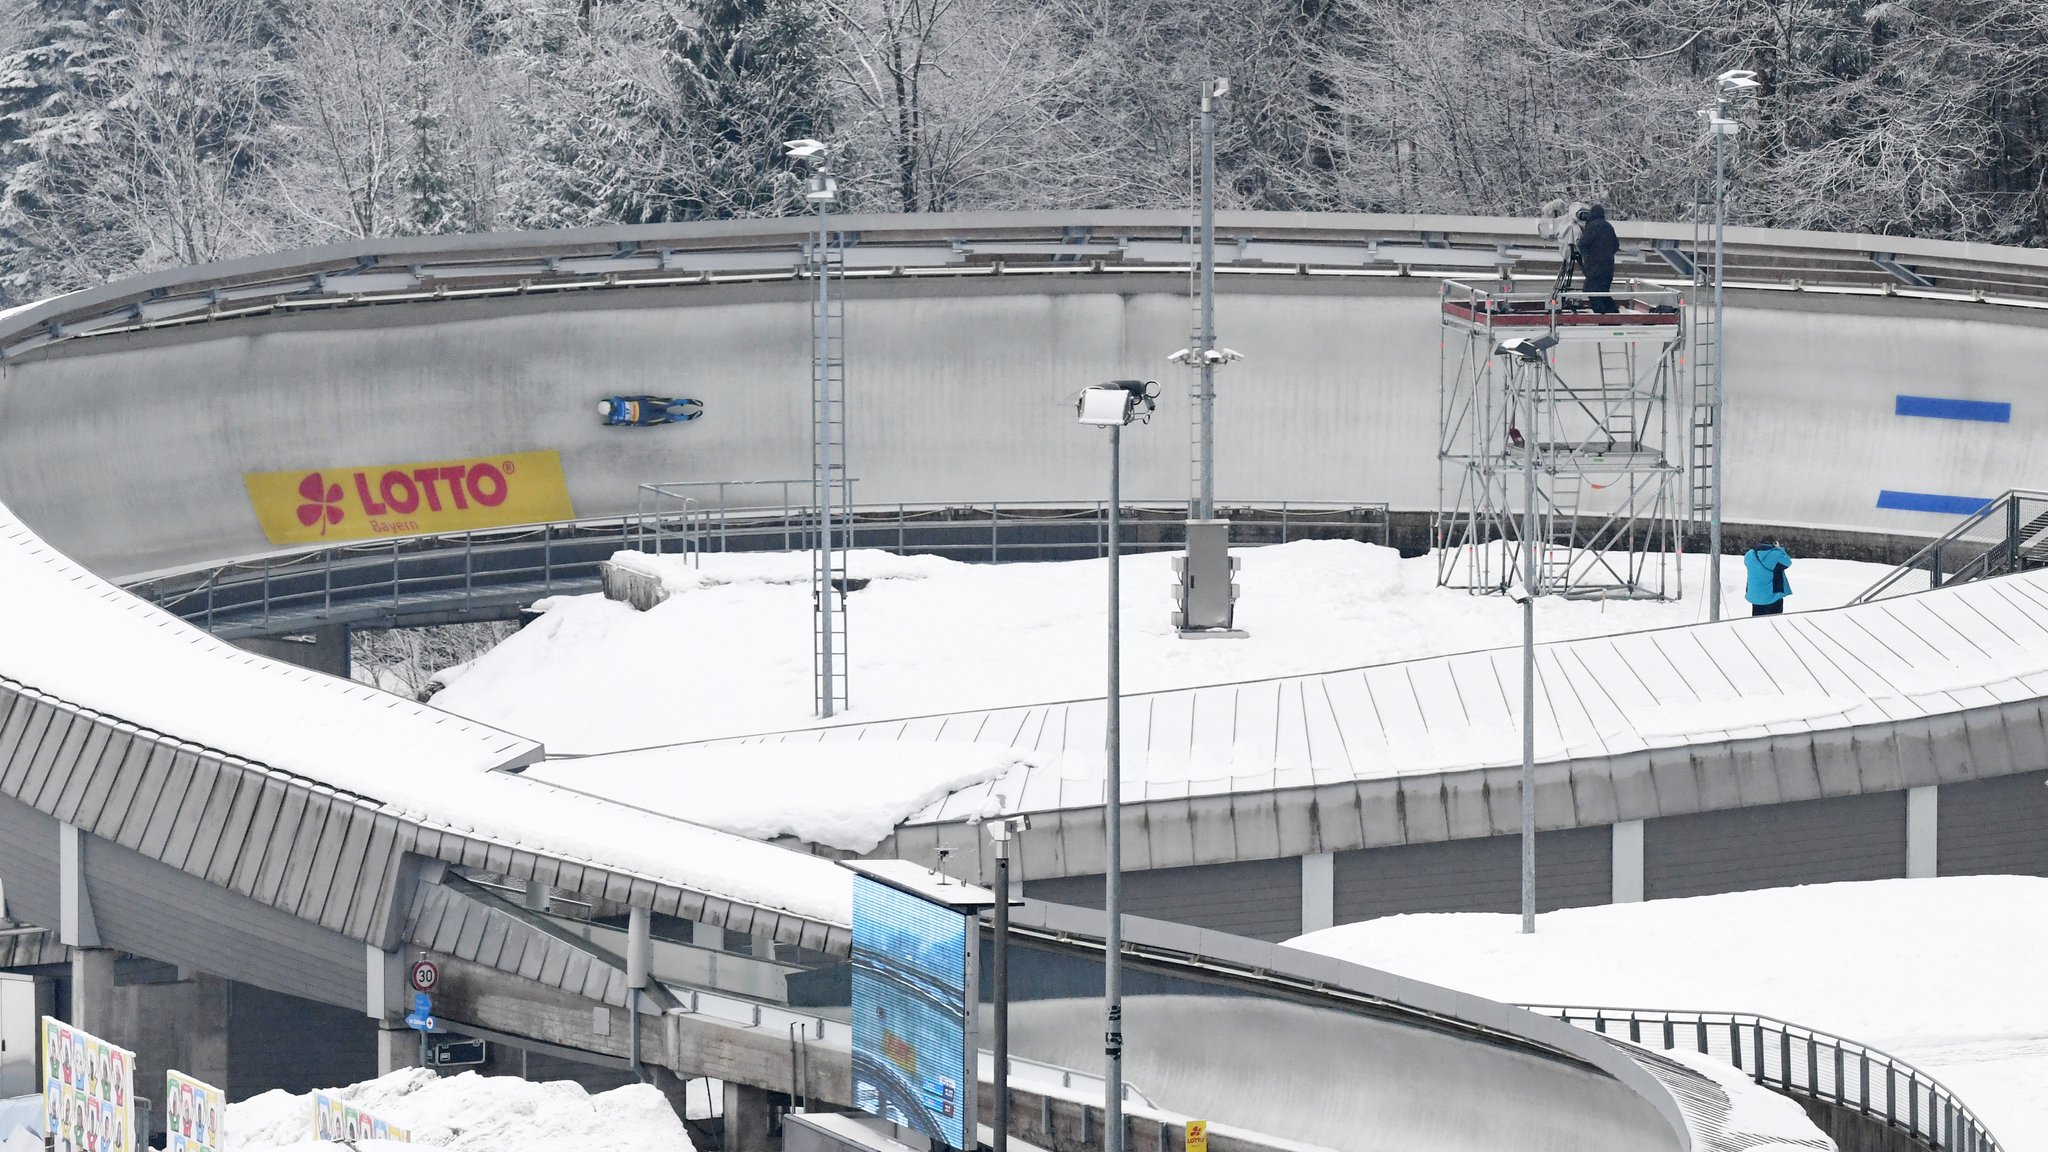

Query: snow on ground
228,1068,695,1151
434,542,1890,755
1285,876,2048,1148
1659,1047,1837,1148
527,742,1030,852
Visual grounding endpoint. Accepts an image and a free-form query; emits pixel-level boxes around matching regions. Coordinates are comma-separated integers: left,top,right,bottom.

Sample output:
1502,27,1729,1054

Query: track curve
0,212,2044,580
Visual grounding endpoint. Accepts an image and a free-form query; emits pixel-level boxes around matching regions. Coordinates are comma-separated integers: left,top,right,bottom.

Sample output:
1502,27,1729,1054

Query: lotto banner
311,1090,410,1144
40,1017,134,1152
165,1070,225,1152
244,449,575,545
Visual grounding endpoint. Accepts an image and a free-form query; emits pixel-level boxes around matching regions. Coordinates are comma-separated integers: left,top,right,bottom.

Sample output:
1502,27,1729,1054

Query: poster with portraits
311,1090,410,1144
39,1017,134,1152
165,1070,225,1152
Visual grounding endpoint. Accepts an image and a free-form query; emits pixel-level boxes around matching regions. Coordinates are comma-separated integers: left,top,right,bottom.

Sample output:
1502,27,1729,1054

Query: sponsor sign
1186,1119,1209,1152
244,450,574,544
165,1070,225,1152
311,1090,410,1144
850,876,974,1151
40,1017,133,1152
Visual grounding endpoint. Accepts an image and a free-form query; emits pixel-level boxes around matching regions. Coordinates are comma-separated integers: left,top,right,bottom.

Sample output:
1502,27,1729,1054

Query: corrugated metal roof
718,570,2048,827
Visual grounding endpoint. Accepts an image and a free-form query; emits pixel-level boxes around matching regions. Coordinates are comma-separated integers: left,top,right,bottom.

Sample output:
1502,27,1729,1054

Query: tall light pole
1076,379,1157,1152
1702,70,1759,622
1172,78,1244,638
1498,334,1555,934
984,811,1029,1152
786,138,846,715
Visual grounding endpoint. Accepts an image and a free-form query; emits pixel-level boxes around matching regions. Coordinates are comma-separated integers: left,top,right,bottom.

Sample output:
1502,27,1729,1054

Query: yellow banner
245,450,574,544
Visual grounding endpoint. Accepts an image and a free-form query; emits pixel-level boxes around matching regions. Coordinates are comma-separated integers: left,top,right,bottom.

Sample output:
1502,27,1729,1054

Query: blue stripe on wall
1895,395,2011,422
1876,490,1995,515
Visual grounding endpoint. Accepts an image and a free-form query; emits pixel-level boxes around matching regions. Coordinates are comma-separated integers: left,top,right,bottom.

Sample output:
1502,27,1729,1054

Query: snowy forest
2,0,2046,303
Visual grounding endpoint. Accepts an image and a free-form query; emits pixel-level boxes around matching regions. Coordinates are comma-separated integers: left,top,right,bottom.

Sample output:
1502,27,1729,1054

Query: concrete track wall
1006,995,1678,1152
4,271,2047,579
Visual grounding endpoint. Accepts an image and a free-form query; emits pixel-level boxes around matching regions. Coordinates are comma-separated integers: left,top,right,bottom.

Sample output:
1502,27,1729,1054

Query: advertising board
311,1090,410,1144
165,1070,225,1152
40,1017,133,1152
243,449,574,544
849,873,977,1151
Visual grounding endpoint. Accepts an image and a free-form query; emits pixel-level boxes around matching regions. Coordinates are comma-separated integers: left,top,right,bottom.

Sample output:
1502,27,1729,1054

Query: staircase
1853,489,2048,603
810,234,850,717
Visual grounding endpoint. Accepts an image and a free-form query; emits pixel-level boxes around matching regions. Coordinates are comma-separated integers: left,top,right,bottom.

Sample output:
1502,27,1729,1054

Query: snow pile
434,542,1891,754
1286,877,2048,1147
227,1069,693,1152
528,742,1031,852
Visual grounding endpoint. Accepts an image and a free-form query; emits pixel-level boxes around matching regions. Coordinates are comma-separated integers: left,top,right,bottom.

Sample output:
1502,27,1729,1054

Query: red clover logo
295,472,344,534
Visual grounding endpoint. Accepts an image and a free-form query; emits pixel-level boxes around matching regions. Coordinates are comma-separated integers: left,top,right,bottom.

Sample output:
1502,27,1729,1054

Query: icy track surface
431,541,1892,754
1286,876,2048,1149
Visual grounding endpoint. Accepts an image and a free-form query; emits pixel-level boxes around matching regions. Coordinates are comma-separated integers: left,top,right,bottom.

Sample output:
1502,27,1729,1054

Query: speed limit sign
409,958,440,993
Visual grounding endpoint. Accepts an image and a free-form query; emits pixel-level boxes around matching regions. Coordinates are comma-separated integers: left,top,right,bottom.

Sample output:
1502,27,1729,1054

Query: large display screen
850,875,972,1150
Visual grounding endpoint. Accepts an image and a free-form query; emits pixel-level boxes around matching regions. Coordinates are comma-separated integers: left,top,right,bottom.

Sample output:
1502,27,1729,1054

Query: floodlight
1206,77,1231,100
1717,70,1761,96
1495,335,1558,362
1078,386,1136,426
1699,109,1741,136
783,138,827,159
805,173,839,203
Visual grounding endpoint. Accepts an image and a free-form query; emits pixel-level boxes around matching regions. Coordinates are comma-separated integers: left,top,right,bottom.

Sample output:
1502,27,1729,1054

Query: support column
1299,853,1334,935
376,1027,416,1077
68,949,116,1038
1906,786,1938,879
722,1081,777,1152
1611,821,1645,904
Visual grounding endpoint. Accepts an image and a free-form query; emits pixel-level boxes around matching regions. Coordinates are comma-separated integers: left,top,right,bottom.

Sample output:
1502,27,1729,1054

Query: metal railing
1854,489,2048,603
127,499,1391,637
1526,1005,2001,1152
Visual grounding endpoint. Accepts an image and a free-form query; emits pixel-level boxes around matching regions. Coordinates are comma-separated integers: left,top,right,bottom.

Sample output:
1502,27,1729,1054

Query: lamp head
1717,69,1762,97
1076,379,1158,426
783,138,828,160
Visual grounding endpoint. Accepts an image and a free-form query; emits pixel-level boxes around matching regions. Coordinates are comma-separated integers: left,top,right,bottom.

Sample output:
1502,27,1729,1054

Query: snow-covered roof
718,568,2048,831
0,500,854,933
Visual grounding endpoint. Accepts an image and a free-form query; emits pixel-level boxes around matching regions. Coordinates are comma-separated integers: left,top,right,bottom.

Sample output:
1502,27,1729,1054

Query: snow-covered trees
1,0,2046,303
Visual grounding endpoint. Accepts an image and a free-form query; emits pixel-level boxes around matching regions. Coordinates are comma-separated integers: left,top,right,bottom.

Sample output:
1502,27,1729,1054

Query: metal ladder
1688,203,1720,526
810,237,849,717
1543,472,1583,591
1594,342,1636,448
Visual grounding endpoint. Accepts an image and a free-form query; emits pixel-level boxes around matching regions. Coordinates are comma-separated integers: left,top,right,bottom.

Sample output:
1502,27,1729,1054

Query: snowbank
435,542,1890,755
227,1068,695,1152
528,742,1031,852
1285,877,2048,1147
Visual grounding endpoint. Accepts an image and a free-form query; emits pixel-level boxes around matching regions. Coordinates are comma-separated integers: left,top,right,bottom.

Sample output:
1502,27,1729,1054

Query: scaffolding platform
1435,280,1687,600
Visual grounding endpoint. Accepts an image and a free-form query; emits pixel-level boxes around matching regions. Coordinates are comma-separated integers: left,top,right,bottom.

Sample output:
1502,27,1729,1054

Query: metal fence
1855,489,2048,603
129,499,1391,637
1525,1005,2000,1152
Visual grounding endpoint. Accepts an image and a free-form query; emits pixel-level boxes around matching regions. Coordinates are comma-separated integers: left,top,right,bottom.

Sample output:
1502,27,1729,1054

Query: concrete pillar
187,974,231,1088
1611,821,1645,903
524,881,549,912
68,949,116,1038
722,1081,778,1152
1299,853,1334,935
1906,786,1938,878
375,1026,417,1076
58,823,100,950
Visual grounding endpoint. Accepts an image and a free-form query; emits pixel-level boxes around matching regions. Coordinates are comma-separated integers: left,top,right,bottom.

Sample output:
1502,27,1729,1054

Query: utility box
1173,520,1245,638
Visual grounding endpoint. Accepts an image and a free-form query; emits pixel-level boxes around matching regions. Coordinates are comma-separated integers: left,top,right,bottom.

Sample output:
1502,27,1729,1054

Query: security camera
1495,335,1558,362
1168,348,1194,364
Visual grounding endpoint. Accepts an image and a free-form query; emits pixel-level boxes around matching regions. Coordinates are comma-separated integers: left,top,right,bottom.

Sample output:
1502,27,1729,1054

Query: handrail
1524,1005,2000,1152
1853,488,2048,603
122,499,1391,637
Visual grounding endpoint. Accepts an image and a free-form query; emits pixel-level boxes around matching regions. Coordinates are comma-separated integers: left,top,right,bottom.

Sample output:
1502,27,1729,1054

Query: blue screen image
850,876,970,1150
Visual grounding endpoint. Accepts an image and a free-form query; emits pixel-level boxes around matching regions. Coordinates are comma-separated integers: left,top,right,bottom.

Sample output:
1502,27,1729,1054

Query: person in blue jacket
1744,537,1792,616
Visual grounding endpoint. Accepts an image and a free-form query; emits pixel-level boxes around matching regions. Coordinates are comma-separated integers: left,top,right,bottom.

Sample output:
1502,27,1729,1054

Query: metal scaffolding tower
1435,280,1687,599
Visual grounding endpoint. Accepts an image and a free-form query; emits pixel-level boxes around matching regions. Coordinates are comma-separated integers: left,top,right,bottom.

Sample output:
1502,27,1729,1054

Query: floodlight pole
1708,111,1728,623
1520,357,1538,935
992,828,1011,1152
1104,418,1125,1152
1196,80,1220,519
